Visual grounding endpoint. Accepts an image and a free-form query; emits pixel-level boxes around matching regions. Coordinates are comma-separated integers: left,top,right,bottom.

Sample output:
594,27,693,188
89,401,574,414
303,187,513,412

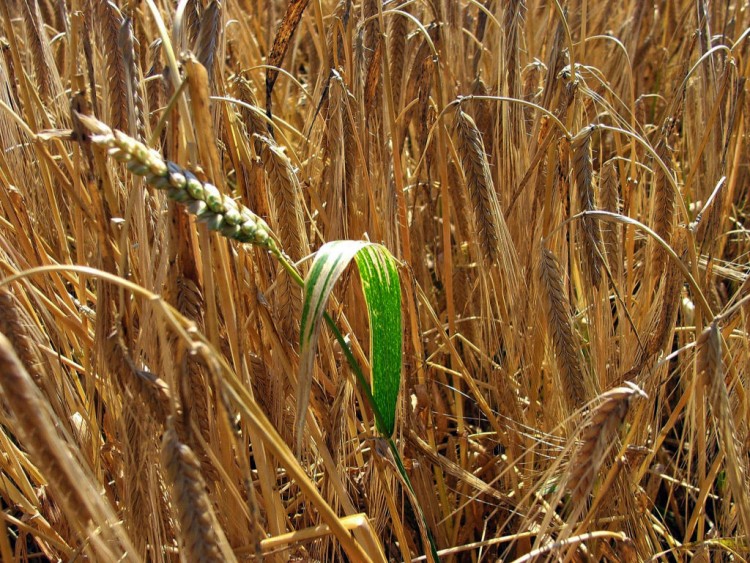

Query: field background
0,0,749,561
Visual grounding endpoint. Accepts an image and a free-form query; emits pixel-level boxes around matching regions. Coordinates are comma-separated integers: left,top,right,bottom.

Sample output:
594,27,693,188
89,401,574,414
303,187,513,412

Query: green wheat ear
75,113,277,252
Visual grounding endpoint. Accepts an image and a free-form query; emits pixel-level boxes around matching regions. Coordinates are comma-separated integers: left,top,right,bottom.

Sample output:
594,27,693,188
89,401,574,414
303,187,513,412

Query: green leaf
297,241,402,451
353,244,402,435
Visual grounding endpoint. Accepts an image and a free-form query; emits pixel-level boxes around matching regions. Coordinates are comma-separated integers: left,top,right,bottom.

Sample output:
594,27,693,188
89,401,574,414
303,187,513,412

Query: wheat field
0,0,749,561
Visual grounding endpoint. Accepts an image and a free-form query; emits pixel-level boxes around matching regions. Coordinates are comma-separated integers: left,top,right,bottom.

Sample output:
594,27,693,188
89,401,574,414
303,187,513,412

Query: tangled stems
78,116,438,561
77,116,397,440
77,114,392,416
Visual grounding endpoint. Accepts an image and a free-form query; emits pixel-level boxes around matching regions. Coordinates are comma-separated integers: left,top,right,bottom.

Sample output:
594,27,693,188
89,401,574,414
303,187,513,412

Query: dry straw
3,1,750,559
0,333,134,560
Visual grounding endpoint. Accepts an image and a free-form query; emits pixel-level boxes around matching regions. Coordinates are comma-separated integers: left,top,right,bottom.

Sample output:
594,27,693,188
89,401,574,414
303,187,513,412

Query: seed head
75,113,277,252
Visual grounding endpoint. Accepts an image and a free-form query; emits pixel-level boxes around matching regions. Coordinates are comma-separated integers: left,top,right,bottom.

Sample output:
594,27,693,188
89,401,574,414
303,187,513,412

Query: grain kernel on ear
186,178,204,200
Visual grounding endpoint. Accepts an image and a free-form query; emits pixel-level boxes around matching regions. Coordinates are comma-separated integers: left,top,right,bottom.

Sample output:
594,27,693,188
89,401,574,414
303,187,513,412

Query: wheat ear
454,108,518,287
0,333,133,559
76,113,277,252
230,73,268,156
471,75,494,150
322,72,345,240
258,135,308,340
194,0,222,79
571,125,604,288
0,288,47,387
567,382,647,521
599,160,621,281
388,1,409,111
161,422,238,562
117,16,145,140
94,0,130,133
20,0,58,104
145,38,164,132
650,135,675,271
631,235,683,376
539,245,586,410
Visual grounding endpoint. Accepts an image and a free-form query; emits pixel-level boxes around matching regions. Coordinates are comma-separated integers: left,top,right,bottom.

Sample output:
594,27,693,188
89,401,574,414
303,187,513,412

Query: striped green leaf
296,241,402,450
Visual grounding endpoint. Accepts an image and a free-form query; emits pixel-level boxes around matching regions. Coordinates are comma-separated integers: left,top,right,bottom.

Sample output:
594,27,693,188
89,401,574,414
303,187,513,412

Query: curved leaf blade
296,241,402,452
